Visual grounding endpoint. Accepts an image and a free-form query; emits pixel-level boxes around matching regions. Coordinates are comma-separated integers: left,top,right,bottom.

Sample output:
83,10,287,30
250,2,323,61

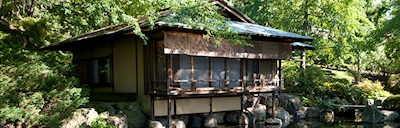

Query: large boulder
114,102,147,128
107,113,128,128
363,99,384,123
212,112,225,124
225,111,240,124
279,94,302,115
239,113,250,125
266,96,279,108
204,116,218,128
172,119,186,128
301,107,320,118
319,109,334,123
189,115,203,128
294,111,306,119
253,104,267,121
225,111,250,125
61,108,99,128
147,120,164,128
267,107,290,127
265,118,282,128
380,110,399,121
175,115,190,126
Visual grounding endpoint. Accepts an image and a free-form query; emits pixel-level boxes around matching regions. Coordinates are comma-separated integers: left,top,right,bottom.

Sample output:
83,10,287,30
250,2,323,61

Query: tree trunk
357,53,362,82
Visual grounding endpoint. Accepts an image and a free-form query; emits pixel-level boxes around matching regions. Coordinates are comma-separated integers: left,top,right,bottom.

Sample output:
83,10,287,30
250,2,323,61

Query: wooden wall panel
212,96,241,112
154,98,210,116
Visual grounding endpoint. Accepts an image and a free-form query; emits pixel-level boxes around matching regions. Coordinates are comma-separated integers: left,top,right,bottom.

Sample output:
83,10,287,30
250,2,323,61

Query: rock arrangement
62,95,400,128
61,102,147,128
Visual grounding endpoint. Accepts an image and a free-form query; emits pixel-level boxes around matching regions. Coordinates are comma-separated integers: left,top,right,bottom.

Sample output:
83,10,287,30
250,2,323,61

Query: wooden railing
149,79,281,95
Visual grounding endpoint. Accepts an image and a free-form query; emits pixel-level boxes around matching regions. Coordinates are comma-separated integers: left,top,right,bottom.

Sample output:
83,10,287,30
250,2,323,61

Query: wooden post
272,91,276,119
168,55,173,89
151,96,155,120
225,59,229,87
191,56,195,90
209,58,212,87
241,59,245,90
174,98,177,118
209,97,213,115
167,95,171,128
278,60,282,94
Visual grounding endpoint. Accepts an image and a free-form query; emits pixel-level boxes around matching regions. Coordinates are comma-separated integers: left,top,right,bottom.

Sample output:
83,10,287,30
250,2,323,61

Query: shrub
355,79,392,98
0,46,89,127
283,63,328,95
387,74,400,94
382,95,400,112
283,61,368,109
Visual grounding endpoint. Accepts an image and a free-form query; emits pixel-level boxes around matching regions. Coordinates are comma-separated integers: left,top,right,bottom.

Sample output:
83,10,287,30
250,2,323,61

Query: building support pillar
278,60,282,94
167,95,171,128
272,91,276,119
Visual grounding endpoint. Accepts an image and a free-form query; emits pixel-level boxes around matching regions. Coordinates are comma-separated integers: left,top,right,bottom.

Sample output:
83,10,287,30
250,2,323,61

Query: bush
283,61,368,109
382,95,400,112
356,79,392,98
387,74,400,94
0,44,89,127
283,63,328,95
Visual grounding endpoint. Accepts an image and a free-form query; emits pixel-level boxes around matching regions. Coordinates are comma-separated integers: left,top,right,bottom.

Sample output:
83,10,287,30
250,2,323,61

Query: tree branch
0,19,22,35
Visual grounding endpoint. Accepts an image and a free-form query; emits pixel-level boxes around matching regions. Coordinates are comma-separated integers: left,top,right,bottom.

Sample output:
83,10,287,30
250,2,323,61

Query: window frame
91,55,113,87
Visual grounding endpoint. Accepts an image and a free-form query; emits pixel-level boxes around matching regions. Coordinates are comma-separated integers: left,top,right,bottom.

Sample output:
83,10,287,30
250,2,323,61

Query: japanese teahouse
41,0,313,126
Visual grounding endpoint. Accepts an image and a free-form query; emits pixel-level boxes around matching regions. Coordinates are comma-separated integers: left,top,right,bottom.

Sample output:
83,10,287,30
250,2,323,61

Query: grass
322,68,355,83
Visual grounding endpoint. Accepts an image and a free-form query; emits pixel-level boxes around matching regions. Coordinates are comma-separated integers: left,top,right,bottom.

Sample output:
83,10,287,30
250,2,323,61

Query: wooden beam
151,95,155,120
272,91,276,119
174,98,177,118
191,56,195,90
209,58,212,87
168,54,173,90
167,95,172,128
225,59,229,87
240,59,245,90
278,60,282,93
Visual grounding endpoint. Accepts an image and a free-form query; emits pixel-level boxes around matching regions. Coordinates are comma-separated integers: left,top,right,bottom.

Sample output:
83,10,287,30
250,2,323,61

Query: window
93,57,111,85
246,59,260,86
227,58,240,87
246,59,259,80
194,56,209,87
211,58,225,88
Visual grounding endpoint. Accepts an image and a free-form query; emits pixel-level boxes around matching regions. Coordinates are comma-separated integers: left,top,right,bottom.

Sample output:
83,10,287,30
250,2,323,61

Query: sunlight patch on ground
323,68,355,83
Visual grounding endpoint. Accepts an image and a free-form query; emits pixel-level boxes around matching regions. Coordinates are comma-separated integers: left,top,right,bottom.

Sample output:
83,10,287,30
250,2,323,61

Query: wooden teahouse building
42,0,314,125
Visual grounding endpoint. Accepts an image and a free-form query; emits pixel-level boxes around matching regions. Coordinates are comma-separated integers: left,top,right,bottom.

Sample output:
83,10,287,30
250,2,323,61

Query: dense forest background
0,0,399,127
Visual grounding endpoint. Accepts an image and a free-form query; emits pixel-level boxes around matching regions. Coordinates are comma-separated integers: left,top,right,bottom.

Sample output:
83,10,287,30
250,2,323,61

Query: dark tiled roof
292,42,316,50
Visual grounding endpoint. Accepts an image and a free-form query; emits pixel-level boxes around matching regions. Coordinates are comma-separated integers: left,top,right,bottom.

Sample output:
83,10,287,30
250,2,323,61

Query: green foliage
373,0,400,73
387,74,400,94
0,41,89,127
283,61,366,109
168,0,250,46
355,79,392,98
0,1,89,127
231,0,375,67
90,117,114,128
382,94,400,112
